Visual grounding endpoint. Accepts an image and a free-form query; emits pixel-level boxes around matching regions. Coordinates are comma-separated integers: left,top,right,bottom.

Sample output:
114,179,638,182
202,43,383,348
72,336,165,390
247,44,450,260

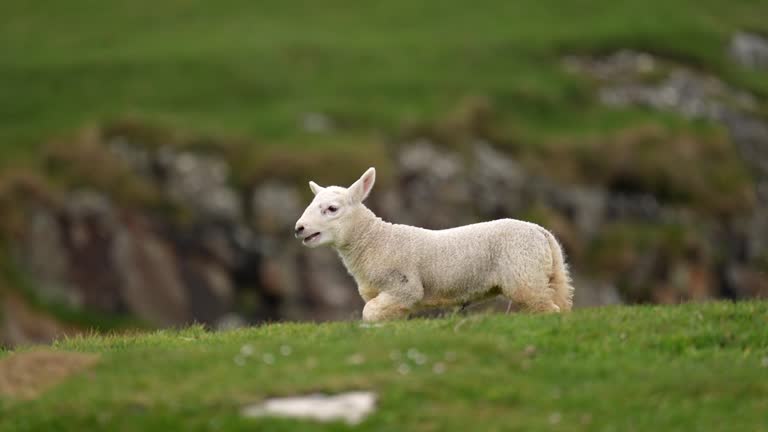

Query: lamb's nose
295,225,305,237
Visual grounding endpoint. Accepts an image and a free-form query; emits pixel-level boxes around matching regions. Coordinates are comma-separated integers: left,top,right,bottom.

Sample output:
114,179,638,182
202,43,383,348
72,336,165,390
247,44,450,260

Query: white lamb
294,167,574,321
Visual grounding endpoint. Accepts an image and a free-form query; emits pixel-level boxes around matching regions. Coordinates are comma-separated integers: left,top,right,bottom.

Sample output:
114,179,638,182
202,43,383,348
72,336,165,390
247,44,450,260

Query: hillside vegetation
2,0,768,163
1,301,767,431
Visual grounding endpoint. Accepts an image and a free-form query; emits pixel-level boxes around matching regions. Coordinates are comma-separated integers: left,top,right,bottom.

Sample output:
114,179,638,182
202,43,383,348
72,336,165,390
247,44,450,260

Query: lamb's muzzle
295,166,575,321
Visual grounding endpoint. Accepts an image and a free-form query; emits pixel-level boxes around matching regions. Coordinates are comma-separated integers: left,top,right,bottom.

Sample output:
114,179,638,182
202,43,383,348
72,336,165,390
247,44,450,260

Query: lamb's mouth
303,232,321,244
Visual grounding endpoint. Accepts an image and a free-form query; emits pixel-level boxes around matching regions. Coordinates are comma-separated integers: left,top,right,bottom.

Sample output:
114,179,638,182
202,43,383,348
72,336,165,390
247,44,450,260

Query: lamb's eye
327,205,338,213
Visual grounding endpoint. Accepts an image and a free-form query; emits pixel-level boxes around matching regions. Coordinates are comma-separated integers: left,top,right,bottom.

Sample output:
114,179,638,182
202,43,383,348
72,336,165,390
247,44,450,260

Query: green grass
2,0,768,163
2,301,767,431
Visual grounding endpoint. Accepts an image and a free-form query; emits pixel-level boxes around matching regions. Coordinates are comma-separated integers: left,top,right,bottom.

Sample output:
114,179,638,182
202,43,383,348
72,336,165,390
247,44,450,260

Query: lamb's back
393,218,547,278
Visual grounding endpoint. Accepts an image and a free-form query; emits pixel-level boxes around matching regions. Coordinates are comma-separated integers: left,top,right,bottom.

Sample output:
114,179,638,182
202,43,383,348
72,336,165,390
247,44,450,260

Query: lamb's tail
541,228,574,312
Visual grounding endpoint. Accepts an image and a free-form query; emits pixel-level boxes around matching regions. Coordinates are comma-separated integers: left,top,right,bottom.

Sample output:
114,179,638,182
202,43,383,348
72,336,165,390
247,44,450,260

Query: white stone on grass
242,391,377,425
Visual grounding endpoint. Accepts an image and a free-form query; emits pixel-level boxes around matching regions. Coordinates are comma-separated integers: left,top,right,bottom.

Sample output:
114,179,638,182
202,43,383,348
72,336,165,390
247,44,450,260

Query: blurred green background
3,0,767,157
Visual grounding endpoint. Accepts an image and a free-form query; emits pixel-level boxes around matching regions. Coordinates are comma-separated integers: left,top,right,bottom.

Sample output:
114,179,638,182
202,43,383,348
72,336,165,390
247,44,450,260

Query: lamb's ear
309,181,324,195
348,167,376,203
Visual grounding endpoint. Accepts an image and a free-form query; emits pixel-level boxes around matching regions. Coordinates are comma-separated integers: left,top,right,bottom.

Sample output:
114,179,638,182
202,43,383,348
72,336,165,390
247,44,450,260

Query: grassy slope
2,301,767,431
2,0,768,163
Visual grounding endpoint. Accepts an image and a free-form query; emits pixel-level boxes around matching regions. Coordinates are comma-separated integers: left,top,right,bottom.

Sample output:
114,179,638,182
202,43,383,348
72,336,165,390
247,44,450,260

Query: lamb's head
294,167,376,248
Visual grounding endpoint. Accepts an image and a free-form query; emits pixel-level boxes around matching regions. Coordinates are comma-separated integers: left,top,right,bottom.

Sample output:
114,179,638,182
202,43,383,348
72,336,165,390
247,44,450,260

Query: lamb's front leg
362,292,413,322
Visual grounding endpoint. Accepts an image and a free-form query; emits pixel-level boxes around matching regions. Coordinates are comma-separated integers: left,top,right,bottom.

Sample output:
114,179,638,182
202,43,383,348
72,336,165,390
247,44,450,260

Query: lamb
294,167,574,321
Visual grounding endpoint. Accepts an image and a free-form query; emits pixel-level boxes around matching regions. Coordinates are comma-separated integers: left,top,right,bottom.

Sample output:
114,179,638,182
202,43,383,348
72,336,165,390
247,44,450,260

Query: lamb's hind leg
362,292,412,322
502,273,560,313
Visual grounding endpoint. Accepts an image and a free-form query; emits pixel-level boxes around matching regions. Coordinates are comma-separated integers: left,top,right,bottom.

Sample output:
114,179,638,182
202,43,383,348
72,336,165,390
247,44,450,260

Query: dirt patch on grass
0,350,99,399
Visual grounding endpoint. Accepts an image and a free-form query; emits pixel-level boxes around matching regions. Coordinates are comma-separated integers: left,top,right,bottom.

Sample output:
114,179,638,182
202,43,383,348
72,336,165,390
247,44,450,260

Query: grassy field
2,5,768,427
2,0,768,163
1,301,767,431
